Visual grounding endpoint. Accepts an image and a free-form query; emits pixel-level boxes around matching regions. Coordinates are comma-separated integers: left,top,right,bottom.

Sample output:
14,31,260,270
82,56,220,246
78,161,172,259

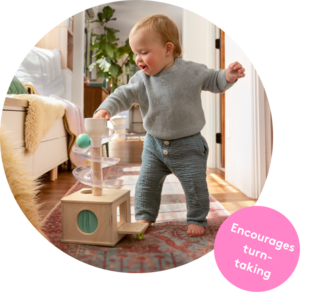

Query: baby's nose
136,54,142,63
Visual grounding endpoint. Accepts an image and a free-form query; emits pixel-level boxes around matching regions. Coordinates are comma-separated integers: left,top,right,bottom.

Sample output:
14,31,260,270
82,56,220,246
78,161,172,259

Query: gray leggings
134,132,210,228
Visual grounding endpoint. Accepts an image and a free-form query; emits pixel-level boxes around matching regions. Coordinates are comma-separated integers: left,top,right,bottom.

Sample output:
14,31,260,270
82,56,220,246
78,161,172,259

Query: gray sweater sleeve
201,66,236,93
94,73,141,117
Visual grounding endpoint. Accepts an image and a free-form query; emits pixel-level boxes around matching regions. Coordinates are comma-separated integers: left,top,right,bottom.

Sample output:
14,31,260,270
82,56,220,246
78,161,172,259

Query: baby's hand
94,109,110,120
226,62,245,83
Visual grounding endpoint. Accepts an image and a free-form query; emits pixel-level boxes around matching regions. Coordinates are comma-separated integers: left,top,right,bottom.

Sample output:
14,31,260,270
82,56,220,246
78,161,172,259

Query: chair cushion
15,47,66,98
7,76,29,94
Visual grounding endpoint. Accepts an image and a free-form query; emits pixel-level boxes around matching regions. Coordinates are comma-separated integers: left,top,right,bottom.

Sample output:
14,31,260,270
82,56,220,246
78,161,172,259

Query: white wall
97,1,183,45
225,32,266,199
182,9,219,168
71,11,85,112
264,89,272,177
225,34,255,198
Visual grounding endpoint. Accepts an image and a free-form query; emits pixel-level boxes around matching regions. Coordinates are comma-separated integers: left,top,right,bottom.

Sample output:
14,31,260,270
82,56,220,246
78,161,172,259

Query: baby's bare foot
187,224,205,237
135,220,152,234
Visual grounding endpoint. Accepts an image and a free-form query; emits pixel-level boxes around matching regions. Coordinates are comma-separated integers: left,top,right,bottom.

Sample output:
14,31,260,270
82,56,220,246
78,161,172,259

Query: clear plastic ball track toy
60,118,148,246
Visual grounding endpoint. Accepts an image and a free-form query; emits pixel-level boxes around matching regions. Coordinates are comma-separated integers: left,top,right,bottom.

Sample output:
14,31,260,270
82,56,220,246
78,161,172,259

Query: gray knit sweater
95,58,236,140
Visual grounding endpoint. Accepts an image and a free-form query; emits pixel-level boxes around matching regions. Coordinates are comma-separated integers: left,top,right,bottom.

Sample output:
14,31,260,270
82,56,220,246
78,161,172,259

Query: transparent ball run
74,128,122,189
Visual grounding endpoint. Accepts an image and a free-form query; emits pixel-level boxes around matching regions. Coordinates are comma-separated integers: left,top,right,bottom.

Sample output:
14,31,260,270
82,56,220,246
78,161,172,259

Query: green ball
76,133,91,149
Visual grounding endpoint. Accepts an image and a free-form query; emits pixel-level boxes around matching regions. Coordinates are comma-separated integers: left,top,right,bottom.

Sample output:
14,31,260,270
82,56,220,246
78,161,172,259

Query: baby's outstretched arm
226,61,246,83
94,109,110,120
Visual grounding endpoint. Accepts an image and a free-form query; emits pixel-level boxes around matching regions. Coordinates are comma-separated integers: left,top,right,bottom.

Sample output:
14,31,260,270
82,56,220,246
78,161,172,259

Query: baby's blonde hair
129,14,182,58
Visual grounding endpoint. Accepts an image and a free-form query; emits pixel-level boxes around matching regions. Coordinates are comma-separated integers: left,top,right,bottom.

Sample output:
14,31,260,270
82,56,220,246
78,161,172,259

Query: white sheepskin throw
0,127,47,239
9,94,65,154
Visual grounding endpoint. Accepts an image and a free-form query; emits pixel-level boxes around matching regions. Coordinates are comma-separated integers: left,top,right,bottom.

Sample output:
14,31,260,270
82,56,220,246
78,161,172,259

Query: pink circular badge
214,206,300,292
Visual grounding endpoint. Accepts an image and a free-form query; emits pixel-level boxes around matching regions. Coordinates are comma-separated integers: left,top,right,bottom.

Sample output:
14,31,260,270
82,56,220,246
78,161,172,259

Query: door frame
220,29,226,168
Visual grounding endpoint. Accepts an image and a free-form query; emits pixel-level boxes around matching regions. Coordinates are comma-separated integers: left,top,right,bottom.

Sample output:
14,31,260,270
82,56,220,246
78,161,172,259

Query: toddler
94,14,245,237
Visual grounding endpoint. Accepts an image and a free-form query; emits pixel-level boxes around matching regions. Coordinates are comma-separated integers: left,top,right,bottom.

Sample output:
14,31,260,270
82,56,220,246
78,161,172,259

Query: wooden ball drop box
61,188,148,246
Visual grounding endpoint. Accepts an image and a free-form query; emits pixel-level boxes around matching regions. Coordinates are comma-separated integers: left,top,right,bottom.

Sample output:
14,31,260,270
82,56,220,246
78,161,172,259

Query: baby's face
130,29,173,76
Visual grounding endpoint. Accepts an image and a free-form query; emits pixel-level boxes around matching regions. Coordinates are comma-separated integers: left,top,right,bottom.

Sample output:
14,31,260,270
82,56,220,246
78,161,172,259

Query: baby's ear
166,42,174,56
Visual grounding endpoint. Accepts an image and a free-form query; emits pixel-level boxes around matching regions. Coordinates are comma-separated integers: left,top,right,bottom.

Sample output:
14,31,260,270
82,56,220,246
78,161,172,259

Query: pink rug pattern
42,164,230,273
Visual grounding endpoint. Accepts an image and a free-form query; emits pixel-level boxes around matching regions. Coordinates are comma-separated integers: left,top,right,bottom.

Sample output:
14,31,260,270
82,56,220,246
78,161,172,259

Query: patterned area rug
42,164,230,273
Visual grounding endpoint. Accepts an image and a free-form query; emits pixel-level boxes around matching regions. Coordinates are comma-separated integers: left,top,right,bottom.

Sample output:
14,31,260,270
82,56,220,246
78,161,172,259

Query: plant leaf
111,83,118,93
109,63,122,78
103,72,111,81
93,51,103,58
105,57,111,64
118,45,131,56
96,69,104,78
105,26,119,34
115,46,130,60
99,58,111,72
98,39,106,51
102,6,114,21
97,70,110,79
94,34,103,42
104,42,114,58
128,52,136,65
106,29,116,43
97,12,103,22
114,49,122,60
88,61,97,72
90,41,100,50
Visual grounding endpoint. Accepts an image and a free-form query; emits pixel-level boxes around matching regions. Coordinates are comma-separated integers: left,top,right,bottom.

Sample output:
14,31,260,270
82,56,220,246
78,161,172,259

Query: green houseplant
88,6,135,92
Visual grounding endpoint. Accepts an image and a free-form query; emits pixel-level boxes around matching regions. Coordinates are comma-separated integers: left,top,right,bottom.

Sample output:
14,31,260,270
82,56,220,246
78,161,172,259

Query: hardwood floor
206,168,257,213
37,139,256,220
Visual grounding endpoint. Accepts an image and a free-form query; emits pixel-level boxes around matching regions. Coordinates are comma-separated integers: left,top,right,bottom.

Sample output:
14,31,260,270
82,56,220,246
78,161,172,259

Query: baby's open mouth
139,64,148,71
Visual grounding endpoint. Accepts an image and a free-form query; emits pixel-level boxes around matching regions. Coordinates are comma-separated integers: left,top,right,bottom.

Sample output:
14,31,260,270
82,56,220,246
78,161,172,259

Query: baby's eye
141,52,148,55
